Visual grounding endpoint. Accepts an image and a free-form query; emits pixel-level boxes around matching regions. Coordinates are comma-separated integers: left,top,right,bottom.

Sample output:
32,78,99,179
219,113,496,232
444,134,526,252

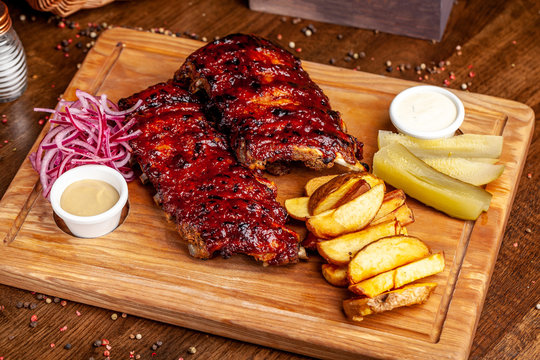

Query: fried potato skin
343,283,437,322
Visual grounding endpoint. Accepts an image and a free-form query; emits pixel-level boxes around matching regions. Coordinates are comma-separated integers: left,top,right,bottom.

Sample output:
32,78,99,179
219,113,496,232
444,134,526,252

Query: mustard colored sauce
60,179,119,216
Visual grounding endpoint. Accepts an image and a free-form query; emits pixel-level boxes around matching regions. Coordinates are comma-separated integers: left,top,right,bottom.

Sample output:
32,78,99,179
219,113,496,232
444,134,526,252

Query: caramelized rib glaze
119,82,299,265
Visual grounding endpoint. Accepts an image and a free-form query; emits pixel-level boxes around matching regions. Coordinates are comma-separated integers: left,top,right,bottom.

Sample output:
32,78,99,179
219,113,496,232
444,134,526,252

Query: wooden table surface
0,0,538,359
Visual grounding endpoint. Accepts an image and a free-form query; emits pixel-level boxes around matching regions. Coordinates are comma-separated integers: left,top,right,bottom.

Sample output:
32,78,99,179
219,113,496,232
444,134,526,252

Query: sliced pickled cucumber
422,157,504,186
378,130,503,158
421,156,499,164
373,143,492,220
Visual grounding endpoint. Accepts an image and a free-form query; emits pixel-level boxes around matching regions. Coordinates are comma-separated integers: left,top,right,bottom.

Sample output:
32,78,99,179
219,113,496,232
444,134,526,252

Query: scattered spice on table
188,346,197,354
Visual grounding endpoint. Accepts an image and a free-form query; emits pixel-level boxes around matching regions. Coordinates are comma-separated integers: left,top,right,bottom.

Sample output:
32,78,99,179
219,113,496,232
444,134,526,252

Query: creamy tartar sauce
60,179,119,217
394,92,457,132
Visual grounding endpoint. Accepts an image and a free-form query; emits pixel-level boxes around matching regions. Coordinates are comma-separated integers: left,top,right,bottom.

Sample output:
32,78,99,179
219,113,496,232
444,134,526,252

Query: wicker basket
26,0,117,17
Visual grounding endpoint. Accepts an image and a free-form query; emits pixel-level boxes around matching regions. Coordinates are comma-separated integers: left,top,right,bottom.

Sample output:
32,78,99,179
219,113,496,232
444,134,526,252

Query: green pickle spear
373,143,492,220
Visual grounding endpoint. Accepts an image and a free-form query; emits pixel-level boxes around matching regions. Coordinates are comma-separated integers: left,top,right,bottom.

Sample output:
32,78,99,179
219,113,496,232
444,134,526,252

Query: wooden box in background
249,0,456,41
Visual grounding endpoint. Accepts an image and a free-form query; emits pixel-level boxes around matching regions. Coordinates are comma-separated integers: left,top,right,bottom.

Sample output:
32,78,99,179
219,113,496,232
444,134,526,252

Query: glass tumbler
0,1,27,103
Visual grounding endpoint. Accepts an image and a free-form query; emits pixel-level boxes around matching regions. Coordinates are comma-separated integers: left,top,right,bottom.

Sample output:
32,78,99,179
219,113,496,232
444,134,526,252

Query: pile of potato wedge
285,172,445,322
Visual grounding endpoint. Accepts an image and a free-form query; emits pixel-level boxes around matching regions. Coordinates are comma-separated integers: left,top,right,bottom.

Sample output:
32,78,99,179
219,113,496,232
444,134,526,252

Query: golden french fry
321,263,348,287
305,175,339,196
348,235,430,284
349,252,445,297
348,270,396,298
307,183,385,239
372,189,406,223
284,196,310,221
317,220,402,265
394,252,445,288
370,203,415,227
309,174,370,215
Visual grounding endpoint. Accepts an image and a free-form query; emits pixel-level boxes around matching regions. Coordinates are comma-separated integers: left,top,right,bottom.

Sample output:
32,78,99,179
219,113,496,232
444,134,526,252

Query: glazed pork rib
119,82,299,265
174,33,366,175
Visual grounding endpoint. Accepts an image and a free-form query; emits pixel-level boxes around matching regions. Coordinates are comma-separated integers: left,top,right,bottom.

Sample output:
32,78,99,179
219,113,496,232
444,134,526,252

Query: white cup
389,85,465,139
49,165,128,238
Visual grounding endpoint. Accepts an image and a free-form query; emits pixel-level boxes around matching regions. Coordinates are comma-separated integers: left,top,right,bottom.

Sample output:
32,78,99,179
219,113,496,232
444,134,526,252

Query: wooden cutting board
0,28,534,360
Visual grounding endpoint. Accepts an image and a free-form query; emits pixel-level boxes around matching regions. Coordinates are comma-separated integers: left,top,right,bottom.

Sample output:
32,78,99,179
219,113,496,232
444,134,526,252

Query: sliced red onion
29,89,142,198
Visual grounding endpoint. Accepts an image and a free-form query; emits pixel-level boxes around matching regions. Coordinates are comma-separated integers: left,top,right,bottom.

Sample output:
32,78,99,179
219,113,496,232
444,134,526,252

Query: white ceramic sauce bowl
389,85,465,139
49,165,128,238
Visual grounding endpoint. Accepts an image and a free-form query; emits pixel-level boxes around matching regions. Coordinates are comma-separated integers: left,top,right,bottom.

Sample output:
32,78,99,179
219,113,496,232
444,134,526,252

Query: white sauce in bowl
389,85,465,139
394,92,457,132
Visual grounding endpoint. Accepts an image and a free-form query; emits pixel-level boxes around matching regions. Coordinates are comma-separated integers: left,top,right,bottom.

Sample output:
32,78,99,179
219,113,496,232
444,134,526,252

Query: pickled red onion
29,89,142,198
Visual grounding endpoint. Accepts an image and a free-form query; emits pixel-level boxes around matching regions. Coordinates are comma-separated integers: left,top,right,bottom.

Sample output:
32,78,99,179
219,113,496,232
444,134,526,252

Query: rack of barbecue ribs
119,81,300,265
174,33,366,175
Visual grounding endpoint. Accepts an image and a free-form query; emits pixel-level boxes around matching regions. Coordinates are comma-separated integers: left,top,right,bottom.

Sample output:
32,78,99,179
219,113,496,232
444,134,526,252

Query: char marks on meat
174,33,365,175
119,81,299,265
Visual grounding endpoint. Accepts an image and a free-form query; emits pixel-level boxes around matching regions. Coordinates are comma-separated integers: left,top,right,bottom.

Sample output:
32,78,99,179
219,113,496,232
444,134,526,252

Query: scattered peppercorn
93,340,102,347
53,297,60,303
188,346,197,354
111,313,118,320
135,333,142,340
64,343,72,350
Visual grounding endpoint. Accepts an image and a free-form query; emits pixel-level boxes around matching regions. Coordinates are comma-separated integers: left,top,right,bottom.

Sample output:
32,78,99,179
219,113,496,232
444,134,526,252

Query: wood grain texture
249,0,455,40
0,27,534,360
0,1,538,359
